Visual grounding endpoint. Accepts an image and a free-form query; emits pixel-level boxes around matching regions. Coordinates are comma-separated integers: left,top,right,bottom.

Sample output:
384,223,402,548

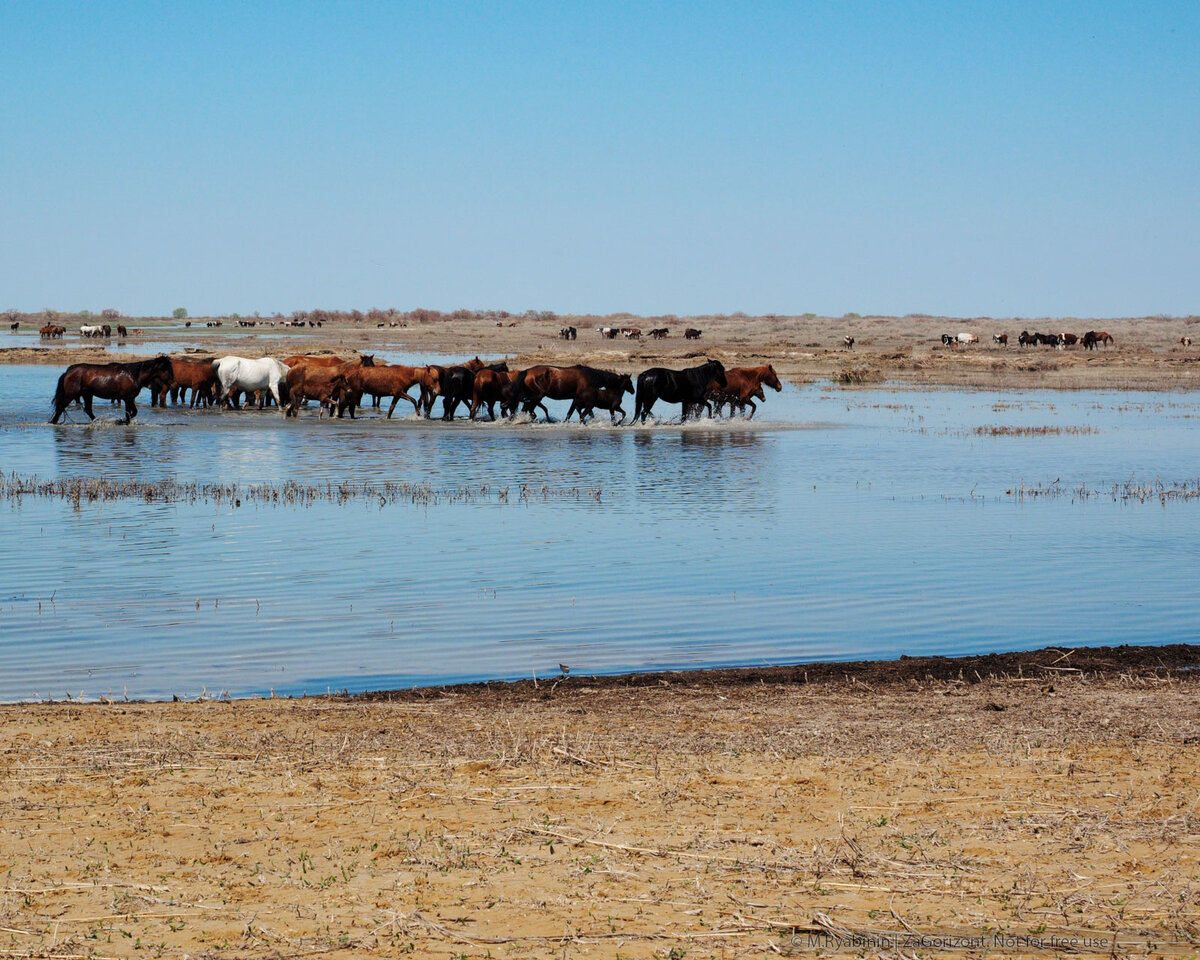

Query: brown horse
157,357,218,407
1082,331,1114,350
50,356,173,424
566,386,627,424
708,365,782,419
470,368,524,420
283,353,375,371
285,363,355,418
518,365,634,421
341,364,439,418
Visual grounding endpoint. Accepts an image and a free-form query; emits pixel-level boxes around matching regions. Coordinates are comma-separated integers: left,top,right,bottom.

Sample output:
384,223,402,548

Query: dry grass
1,673,1198,957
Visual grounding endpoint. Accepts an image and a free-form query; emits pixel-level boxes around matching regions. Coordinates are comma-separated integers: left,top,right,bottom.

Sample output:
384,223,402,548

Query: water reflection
4,367,1200,701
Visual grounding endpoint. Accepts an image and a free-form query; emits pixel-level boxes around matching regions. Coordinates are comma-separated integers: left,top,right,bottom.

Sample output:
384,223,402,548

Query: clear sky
2,1,1197,318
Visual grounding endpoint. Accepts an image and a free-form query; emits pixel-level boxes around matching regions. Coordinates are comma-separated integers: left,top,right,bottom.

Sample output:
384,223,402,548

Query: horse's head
361,354,376,367
488,361,509,372
703,359,726,389
764,365,782,391
148,356,174,389
619,374,634,396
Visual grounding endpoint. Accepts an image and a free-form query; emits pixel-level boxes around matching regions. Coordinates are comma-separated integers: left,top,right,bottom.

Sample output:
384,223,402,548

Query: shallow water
1,363,1198,701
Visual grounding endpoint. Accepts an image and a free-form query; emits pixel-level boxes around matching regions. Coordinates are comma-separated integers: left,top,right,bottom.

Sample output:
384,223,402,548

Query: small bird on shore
559,664,570,677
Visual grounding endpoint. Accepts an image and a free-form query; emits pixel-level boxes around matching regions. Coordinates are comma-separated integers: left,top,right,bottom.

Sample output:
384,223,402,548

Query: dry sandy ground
2,649,1198,959
6,313,1200,390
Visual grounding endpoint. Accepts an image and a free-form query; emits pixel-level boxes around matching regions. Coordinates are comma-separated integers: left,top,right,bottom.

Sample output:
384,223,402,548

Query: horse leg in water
268,380,282,409
122,395,137,424
82,394,96,421
743,397,757,419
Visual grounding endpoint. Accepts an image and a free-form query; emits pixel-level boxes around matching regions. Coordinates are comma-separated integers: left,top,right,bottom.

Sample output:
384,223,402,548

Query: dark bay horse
50,356,173,424
439,361,508,420
631,360,726,423
518,365,634,421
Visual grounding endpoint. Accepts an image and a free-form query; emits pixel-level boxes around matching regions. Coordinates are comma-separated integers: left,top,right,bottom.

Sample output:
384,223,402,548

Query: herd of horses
48,353,783,426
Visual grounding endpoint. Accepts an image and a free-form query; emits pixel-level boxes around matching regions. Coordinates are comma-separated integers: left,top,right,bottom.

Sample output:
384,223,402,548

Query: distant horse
631,360,726,423
80,324,104,338
1082,330,1113,350
993,333,1008,346
49,356,173,424
213,356,290,409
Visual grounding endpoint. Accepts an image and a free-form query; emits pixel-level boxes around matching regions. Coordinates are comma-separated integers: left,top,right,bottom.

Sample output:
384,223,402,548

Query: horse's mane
118,355,171,377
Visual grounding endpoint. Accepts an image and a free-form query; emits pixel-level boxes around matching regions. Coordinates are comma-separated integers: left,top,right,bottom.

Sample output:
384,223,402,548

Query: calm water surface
1,363,1198,701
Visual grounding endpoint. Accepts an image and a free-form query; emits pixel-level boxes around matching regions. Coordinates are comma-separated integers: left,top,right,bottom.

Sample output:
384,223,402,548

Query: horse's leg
83,394,96,420
123,396,137,424
744,398,757,419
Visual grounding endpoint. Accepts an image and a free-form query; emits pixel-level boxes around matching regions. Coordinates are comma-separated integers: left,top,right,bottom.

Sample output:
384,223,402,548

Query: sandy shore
1,646,1198,958
5,312,1200,390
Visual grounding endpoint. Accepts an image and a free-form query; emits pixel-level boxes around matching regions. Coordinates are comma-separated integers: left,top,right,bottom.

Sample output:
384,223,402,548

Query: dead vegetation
1,659,1198,958
0,473,603,509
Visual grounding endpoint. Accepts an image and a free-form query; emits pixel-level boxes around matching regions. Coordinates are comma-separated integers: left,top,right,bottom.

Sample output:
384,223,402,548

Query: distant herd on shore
47,353,784,427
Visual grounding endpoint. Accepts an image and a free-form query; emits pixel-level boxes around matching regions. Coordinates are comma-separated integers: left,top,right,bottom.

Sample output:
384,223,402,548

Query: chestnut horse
708,365,782,419
50,356,173,424
285,365,351,418
341,364,439,418
469,368,524,420
282,353,375,370
157,357,218,408
286,360,370,417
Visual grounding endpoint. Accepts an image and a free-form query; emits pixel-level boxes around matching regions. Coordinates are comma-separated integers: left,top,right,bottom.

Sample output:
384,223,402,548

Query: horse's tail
49,371,69,422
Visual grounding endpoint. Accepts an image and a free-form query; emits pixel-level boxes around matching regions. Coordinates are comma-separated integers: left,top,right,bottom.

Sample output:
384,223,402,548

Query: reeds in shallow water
1007,477,1200,503
0,473,603,508
974,425,1097,436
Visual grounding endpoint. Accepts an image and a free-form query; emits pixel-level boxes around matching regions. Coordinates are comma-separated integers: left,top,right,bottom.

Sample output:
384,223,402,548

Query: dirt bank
2,645,1198,958
5,312,1200,390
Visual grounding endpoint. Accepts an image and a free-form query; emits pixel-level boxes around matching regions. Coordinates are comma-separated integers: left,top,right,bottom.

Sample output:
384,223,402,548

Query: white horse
80,324,104,338
213,356,290,409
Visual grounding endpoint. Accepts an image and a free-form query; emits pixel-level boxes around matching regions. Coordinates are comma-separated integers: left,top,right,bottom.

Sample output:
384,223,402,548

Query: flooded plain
1,362,1198,701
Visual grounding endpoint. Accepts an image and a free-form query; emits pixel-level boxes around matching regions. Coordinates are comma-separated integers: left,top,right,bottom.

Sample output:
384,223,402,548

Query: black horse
50,356,174,424
630,360,726,424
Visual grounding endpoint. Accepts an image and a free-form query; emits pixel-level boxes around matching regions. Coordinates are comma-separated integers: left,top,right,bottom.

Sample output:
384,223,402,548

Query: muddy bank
1,645,1198,958
4,312,1200,389
356,643,1200,704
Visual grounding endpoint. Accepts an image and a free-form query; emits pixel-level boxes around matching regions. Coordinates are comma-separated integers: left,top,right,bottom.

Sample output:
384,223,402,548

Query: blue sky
2,1,1197,317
